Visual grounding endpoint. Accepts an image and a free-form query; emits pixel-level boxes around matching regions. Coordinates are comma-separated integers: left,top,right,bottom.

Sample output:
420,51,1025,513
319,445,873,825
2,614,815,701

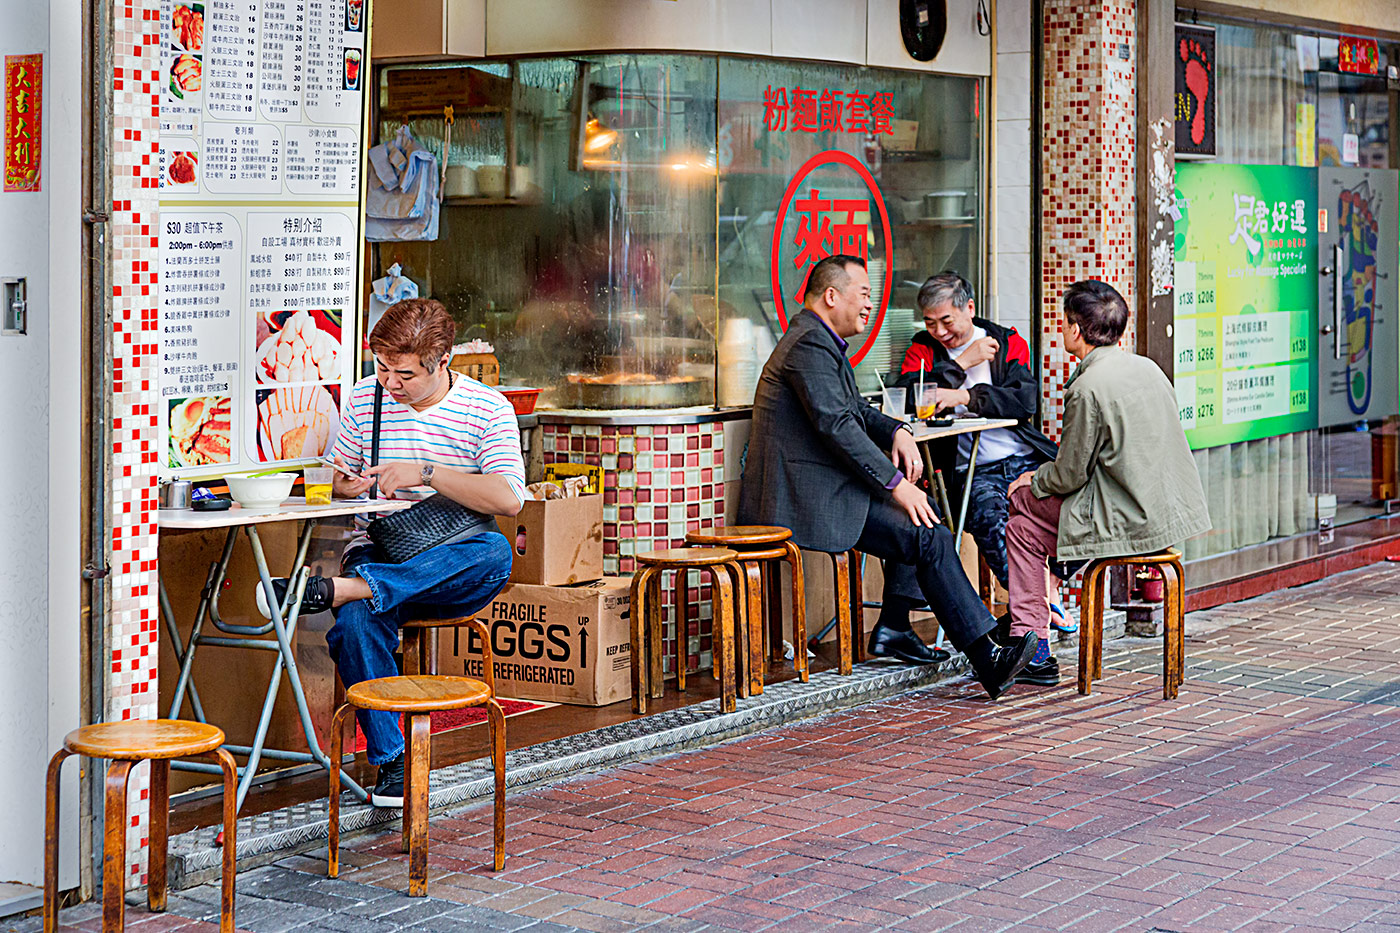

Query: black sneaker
254,575,334,619
1015,655,1061,686
370,753,405,808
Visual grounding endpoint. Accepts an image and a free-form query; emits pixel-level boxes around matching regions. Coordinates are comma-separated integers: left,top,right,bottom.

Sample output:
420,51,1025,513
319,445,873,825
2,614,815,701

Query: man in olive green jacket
1004,280,1210,686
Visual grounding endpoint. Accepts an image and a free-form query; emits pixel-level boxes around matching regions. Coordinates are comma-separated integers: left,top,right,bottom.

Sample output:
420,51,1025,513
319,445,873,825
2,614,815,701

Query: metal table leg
163,519,368,812
934,433,982,650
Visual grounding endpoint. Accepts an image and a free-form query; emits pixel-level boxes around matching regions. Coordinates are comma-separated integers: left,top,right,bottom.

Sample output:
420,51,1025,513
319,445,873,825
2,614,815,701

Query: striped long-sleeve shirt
331,373,527,551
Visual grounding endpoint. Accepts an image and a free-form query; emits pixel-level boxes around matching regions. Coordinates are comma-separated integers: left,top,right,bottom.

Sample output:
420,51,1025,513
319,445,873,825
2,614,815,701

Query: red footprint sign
1174,23,1215,159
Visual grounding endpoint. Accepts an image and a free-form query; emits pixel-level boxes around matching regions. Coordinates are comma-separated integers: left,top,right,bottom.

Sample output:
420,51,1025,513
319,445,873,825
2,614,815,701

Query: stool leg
1162,561,1183,699
102,759,135,933
402,629,420,676
711,564,738,713
629,568,650,714
487,698,507,871
765,562,783,667
1078,564,1103,696
719,563,750,700
1172,557,1187,689
850,551,865,663
406,713,431,896
832,552,852,675
212,748,238,933
743,560,766,696
148,759,170,912
784,543,807,682
328,705,353,878
43,749,71,933
647,571,665,700
675,568,689,693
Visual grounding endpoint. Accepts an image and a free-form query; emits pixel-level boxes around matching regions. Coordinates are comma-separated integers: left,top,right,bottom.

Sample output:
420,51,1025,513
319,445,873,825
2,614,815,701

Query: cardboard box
436,577,632,706
496,493,603,585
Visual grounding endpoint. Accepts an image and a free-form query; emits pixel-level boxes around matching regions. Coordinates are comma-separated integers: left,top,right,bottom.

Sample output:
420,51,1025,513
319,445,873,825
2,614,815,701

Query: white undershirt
945,326,1035,467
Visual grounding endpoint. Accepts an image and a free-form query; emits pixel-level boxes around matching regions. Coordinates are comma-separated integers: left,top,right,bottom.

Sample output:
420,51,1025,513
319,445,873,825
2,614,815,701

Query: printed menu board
1173,163,1318,449
157,0,367,478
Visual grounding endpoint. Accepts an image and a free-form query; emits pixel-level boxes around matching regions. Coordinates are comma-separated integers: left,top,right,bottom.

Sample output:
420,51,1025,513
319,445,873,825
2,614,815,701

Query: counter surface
159,497,408,530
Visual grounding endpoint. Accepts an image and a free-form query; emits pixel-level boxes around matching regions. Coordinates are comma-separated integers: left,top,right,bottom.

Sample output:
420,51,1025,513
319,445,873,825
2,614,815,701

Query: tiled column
111,0,164,886
540,422,726,675
1040,0,1137,444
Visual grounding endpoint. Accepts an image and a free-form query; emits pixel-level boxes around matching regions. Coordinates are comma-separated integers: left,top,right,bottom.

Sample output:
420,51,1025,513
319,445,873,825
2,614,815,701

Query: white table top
158,497,409,530
909,417,1019,441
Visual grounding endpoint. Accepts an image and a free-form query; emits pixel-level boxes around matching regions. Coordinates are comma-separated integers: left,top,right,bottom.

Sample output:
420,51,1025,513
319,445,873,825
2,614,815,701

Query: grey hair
917,272,974,313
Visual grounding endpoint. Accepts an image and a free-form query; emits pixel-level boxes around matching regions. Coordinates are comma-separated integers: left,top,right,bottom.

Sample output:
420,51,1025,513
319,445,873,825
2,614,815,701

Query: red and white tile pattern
111,0,163,887
541,423,726,674
1040,0,1137,446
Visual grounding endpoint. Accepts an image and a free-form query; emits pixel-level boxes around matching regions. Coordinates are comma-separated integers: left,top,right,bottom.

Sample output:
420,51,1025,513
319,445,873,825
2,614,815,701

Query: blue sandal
1050,602,1078,634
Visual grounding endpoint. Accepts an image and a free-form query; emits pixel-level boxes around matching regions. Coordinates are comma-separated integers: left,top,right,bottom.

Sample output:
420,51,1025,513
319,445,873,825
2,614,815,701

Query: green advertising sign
1173,163,1318,449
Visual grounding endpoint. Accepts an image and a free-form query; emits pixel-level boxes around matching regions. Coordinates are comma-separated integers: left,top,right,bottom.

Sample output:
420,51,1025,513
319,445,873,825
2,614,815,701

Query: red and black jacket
894,317,1058,480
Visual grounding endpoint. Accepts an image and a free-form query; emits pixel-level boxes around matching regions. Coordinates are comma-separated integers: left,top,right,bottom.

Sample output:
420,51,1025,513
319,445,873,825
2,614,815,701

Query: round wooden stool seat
1097,548,1181,566
637,547,738,567
345,675,491,713
63,719,226,760
684,525,792,547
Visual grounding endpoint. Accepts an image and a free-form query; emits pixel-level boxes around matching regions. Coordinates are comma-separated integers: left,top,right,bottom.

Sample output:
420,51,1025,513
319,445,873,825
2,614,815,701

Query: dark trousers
856,497,996,652
884,452,1043,607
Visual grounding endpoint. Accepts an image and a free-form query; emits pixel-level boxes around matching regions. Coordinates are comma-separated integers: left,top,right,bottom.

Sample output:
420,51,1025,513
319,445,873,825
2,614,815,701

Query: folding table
158,497,407,811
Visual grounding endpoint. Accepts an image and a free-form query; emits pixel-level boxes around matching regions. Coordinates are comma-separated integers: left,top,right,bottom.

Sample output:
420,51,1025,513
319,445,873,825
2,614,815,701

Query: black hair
1062,280,1129,346
803,254,867,302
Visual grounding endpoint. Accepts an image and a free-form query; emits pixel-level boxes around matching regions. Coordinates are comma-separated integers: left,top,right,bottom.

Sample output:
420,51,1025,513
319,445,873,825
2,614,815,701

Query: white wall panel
486,0,772,58
770,0,866,65
866,0,991,76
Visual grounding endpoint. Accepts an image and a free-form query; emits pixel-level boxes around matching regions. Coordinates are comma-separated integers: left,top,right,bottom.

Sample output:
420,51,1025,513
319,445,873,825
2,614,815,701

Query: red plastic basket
500,387,540,415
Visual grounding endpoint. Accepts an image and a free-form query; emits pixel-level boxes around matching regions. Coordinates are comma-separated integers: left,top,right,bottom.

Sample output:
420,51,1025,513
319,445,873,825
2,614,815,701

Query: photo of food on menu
167,148,199,186
256,385,341,463
346,0,364,31
169,395,232,468
256,309,343,385
344,49,361,91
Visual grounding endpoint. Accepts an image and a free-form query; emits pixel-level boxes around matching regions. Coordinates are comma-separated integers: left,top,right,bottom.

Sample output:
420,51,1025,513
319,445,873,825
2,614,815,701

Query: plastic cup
881,386,907,419
916,385,940,420
304,466,334,505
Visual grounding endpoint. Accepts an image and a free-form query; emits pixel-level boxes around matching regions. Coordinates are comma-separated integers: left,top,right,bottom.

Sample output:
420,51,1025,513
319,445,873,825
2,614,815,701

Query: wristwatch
420,463,435,487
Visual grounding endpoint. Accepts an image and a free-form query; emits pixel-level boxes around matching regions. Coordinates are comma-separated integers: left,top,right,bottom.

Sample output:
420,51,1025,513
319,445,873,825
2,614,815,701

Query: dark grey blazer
738,308,904,553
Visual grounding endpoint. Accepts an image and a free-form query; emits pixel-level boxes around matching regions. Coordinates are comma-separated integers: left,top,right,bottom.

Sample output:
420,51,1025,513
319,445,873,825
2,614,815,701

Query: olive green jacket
1031,346,1210,560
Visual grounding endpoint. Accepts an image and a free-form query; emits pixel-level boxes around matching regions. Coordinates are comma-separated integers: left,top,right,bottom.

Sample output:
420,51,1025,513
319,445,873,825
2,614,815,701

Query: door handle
1331,243,1343,360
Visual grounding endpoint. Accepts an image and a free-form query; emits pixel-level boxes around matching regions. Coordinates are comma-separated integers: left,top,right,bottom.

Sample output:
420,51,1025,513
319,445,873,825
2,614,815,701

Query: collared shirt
810,308,906,490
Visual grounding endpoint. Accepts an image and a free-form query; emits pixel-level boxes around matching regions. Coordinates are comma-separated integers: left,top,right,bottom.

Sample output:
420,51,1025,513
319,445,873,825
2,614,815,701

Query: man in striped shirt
257,298,524,807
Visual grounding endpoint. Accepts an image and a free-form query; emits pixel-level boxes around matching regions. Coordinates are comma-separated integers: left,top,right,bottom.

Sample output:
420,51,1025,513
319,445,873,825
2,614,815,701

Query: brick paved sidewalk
19,563,1400,933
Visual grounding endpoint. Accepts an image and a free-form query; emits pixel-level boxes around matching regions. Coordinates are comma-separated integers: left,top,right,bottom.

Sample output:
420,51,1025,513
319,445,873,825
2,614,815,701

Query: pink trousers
1006,485,1064,640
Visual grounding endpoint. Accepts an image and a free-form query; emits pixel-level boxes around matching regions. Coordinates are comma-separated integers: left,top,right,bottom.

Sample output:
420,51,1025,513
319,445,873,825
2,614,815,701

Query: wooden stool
1079,548,1185,699
400,617,461,675
631,547,743,715
330,625,505,894
810,550,864,675
45,721,237,933
685,526,806,695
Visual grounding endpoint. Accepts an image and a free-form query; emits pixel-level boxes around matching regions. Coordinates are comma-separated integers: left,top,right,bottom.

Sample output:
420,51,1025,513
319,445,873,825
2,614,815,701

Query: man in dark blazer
739,255,1036,699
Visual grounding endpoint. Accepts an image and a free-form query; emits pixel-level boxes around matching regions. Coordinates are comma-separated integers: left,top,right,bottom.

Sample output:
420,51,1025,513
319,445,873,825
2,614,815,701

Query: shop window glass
1212,24,1316,166
374,55,719,409
715,60,983,403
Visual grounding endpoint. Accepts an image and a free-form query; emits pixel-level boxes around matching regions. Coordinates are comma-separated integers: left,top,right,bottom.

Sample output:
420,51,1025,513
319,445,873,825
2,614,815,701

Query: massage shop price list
1172,163,1318,449
156,0,367,479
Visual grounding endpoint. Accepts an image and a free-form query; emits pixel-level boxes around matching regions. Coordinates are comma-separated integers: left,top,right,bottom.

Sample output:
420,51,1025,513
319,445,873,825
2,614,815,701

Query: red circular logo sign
769,149,894,367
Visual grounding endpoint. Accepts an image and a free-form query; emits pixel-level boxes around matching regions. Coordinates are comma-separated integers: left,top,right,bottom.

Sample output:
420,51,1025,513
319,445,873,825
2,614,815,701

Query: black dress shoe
868,625,951,665
974,631,1038,699
1015,654,1060,686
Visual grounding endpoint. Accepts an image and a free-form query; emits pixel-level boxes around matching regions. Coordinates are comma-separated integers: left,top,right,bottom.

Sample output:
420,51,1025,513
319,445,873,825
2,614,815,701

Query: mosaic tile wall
111,0,164,887
1040,0,1137,445
541,422,726,675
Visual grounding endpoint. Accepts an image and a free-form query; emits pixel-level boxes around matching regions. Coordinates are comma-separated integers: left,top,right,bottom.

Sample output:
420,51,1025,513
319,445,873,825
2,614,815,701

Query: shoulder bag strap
369,380,383,499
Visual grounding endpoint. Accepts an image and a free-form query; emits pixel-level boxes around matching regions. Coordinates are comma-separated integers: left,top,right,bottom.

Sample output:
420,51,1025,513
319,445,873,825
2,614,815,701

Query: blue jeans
327,533,513,764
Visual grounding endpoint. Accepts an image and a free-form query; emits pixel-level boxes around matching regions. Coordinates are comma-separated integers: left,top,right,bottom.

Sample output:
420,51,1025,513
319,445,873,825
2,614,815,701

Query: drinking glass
304,466,334,505
881,387,907,419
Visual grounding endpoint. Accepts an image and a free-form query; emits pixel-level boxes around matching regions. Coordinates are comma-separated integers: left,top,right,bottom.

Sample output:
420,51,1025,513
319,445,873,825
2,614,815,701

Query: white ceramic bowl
226,473,296,509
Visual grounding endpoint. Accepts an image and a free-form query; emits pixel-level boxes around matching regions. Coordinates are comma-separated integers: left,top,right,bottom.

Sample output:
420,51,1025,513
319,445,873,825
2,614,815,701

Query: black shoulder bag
364,380,496,563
